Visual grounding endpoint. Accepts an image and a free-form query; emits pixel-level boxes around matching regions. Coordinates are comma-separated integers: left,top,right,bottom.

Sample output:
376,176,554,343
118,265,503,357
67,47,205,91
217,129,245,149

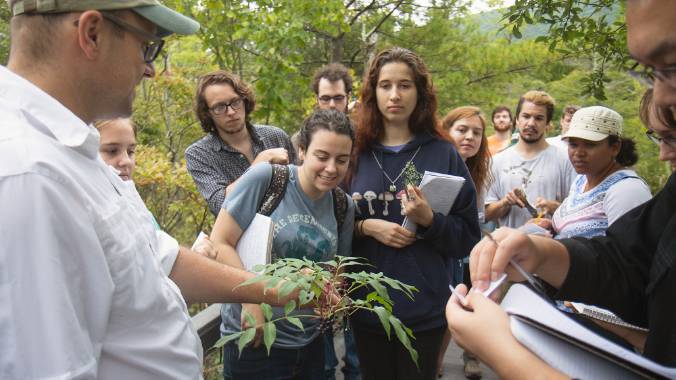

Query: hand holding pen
468,228,569,295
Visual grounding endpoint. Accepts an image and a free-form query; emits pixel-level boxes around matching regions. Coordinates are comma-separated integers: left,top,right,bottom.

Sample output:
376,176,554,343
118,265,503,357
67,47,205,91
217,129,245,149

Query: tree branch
365,0,406,41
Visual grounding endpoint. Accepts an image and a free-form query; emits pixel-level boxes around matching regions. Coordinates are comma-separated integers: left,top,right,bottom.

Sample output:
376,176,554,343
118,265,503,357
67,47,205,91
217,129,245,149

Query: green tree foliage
134,144,214,245
179,0,463,130
1,1,10,65
500,0,628,100
133,36,215,163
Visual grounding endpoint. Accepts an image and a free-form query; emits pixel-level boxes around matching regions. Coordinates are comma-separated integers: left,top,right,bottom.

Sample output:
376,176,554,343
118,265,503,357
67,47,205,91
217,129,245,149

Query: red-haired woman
439,106,493,379
348,47,480,379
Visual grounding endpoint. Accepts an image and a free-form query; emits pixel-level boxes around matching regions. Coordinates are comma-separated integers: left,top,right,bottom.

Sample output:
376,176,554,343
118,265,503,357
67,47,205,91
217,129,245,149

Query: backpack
257,164,348,233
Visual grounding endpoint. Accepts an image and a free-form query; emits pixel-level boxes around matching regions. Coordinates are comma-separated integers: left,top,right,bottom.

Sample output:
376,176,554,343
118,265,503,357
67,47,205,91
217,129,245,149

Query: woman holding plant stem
209,109,355,379
348,47,480,379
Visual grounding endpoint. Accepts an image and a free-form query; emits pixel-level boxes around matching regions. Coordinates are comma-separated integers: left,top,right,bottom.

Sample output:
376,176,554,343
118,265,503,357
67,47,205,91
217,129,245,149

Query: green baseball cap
9,0,199,37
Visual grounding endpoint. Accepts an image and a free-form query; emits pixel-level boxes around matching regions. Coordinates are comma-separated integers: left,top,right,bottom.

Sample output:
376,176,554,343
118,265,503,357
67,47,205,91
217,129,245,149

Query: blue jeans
222,334,324,380
324,325,361,380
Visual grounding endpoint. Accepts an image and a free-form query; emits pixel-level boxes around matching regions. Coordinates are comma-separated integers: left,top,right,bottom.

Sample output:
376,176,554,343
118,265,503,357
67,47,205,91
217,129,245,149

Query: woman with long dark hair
348,47,480,379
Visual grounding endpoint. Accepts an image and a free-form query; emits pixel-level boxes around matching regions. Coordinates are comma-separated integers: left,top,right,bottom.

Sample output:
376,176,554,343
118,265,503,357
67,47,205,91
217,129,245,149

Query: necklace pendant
389,184,397,193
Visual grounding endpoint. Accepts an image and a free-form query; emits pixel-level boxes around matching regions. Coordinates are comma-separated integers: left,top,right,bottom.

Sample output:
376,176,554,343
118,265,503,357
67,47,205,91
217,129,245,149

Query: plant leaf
368,279,390,302
279,280,298,298
366,291,392,312
264,276,281,291
263,321,277,355
390,315,418,367
213,331,243,348
237,327,257,357
261,303,273,321
235,274,268,289
299,289,313,305
373,306,391,339
252,264,266,272
287,317,304,331
284,300,296,316
243,309,256,328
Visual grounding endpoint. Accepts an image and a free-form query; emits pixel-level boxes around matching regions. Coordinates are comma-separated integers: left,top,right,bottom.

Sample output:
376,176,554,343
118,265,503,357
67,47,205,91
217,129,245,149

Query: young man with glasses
446,0,676,376
312,63,353,112
186,70,295,216
1,2,305,378
291,63,355,161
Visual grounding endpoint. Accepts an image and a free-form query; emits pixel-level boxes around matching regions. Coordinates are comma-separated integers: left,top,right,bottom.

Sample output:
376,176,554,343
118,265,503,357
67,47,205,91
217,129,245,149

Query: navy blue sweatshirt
349,132,480,333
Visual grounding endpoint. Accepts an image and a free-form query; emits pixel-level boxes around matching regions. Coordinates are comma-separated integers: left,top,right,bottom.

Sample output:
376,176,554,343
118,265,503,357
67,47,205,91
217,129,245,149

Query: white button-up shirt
0,66,202,379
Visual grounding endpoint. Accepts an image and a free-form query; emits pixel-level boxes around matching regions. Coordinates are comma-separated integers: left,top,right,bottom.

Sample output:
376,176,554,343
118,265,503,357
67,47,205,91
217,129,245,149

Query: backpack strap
258,164,290,216
331,187,348,233
258,164,347,237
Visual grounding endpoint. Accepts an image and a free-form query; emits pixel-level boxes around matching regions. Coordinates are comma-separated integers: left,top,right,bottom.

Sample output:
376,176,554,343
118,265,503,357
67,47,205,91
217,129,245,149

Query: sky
468,0,515,14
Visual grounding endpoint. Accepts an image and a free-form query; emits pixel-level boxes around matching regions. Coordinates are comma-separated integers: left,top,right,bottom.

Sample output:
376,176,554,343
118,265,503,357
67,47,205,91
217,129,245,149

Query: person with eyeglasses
185,70,296,216
304,62,362,380
641,88,676,172
445,1,676,376
312,63,353,113
0,1,306,379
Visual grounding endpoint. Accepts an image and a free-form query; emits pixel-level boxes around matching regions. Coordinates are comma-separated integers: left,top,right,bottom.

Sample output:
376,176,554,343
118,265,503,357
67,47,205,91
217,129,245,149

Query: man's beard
217,120,246,135
494,123,511,132
223,124,245,135
519,128,544,144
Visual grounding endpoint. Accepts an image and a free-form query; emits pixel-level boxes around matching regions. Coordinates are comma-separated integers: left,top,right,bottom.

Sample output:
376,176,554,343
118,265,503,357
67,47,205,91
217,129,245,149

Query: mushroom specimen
395,190,407,215
351,192,363,214
363,191,377,215
378,192,395,216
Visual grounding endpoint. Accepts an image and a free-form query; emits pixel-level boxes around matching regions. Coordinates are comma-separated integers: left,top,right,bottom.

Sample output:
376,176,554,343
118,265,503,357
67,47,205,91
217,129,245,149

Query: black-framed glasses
318,94,347,104
628,61,676,89
646,129,676,148
100,11,165,64
209,98,244,115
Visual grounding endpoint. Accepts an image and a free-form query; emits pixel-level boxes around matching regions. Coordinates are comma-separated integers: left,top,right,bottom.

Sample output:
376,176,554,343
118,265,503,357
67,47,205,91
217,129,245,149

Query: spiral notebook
502,284,676,379
570,302,649,332
402,170,465,232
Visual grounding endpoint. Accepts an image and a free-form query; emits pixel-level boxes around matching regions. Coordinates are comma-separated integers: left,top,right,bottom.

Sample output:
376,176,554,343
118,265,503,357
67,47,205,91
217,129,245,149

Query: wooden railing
190,303,222,351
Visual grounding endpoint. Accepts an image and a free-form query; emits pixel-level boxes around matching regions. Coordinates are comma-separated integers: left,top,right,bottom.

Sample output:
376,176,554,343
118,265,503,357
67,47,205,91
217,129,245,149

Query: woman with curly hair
348,47,480,380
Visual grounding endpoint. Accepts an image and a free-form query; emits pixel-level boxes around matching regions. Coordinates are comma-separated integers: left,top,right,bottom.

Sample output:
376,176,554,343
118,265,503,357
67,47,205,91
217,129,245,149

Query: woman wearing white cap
535,106,652,239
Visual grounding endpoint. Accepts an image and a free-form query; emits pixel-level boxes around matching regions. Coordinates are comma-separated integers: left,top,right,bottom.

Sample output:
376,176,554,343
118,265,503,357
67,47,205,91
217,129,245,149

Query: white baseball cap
562,106,623,141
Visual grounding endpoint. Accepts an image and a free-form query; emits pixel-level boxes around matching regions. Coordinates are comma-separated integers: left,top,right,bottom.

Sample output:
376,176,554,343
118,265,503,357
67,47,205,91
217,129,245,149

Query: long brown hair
442,106,492,192
353,47,446,165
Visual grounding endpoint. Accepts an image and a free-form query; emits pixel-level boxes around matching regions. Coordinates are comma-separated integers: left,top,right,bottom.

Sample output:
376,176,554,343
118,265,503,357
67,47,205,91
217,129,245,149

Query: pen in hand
480,230,548,297
449,284,470,309
449,272,508,309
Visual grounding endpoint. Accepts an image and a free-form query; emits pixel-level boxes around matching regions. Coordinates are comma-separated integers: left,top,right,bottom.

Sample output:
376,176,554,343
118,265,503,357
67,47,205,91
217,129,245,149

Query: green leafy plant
404,161,423,187
213,256,419,365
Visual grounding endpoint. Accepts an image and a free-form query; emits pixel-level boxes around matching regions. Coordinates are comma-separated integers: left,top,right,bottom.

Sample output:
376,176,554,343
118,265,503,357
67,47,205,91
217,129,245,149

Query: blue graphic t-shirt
220,163,354,348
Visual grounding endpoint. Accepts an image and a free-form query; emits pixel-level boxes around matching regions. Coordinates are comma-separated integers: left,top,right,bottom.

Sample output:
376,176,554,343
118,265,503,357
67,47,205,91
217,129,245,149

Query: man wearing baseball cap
0,2,288,379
